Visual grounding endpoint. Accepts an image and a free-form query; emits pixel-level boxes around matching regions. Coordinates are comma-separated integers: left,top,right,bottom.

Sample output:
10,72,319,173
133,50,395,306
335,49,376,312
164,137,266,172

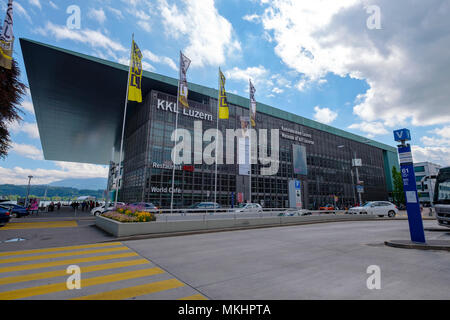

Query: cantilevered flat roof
20,38,397,165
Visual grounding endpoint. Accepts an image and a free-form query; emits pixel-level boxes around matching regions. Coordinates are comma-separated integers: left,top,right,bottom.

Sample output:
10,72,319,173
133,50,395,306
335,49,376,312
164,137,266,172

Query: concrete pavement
125,220,450,300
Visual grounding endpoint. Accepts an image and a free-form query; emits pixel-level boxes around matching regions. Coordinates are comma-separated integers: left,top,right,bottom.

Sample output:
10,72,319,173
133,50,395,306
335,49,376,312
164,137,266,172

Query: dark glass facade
119,89,390,209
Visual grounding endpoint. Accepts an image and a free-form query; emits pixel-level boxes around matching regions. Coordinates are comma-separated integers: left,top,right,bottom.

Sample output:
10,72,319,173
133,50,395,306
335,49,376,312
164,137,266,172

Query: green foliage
0,184,105,199
0,60,27,159
392,166,405,205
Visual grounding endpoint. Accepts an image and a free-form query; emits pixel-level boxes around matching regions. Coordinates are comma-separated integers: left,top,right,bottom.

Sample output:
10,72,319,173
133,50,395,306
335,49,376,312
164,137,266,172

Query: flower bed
102,204,156,223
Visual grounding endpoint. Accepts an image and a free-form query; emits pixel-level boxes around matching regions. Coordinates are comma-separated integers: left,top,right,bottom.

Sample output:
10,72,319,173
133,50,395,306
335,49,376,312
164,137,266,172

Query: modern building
20,38,400,209
414,162,441,205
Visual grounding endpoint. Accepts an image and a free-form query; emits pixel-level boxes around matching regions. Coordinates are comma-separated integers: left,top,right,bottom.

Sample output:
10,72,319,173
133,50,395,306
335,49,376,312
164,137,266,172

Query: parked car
348,201,398,217
128,202,160,213
319,204,338,211
233,203,263,213
278,208,311,217
90,202,125,216
0,204,29,218
0,205,11,226
182,202,221,214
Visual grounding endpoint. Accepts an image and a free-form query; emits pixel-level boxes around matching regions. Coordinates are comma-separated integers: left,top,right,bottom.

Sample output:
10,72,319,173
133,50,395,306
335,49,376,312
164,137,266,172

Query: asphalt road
124,219,450,300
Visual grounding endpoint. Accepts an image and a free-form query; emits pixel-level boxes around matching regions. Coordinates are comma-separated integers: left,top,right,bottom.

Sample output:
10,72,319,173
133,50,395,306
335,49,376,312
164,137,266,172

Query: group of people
47,202,61,212
70,200,100,212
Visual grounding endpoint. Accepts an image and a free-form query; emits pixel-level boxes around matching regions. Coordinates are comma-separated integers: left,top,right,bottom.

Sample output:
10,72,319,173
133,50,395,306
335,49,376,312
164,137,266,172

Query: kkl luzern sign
157,99,213,122
171,121,280,176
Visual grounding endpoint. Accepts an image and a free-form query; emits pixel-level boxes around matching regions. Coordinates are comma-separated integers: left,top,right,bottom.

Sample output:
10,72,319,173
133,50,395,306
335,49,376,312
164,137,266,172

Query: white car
348,201,398,217
233,203,263,213
91,202,125,216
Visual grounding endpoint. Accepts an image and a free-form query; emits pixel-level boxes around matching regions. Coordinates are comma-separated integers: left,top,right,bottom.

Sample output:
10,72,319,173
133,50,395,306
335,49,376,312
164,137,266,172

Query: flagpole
214,68,220,208
249,80,252,204
170,52,182,214
115,33,134,207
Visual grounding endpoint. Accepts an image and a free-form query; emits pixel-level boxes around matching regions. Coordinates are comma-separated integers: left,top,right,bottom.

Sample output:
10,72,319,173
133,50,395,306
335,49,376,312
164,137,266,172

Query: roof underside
20,38,397,165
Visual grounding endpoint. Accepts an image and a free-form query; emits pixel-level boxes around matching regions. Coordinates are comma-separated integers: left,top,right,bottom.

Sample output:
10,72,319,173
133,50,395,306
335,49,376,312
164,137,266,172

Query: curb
99,216,385,242
385,240,450,251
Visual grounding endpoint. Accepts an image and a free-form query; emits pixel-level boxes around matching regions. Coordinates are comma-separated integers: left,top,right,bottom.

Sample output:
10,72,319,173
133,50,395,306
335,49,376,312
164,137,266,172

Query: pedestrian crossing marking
0,242,204,300
0,246,130,264
0,252,139,273
0,258,150,286
179,294,208,300
72,279,185,300
0,242,123,257
1,221,78,230
0,267,165,300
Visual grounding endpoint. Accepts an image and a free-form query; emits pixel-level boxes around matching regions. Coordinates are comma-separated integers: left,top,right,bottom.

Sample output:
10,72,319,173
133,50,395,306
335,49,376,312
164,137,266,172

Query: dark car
1,204,30,218
0,205,11,226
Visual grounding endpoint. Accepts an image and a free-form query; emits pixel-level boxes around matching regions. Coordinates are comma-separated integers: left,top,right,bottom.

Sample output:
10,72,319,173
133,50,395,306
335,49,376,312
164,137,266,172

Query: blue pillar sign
395,130,426,243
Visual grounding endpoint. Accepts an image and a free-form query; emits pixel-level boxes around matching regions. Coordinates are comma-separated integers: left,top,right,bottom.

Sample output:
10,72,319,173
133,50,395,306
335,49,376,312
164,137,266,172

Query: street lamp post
25,175,33,208
338,145,363,206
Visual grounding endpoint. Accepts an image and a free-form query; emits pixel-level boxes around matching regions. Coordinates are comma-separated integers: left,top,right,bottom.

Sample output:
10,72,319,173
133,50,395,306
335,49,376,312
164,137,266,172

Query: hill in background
49,178,107,190
0,184,105,200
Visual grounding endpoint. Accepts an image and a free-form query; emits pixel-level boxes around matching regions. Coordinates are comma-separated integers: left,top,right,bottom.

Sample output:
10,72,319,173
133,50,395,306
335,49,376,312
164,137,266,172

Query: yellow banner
128,40,142,103
0,40,12,70
219,70,229,119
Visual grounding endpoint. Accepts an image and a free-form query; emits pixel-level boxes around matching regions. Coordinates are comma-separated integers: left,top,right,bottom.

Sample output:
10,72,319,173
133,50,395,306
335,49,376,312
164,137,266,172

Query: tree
392,166,405,205
0,59,27,158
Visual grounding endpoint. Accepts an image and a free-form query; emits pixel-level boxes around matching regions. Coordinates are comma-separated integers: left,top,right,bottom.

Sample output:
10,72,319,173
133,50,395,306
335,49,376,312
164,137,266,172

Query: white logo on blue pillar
393,128,411,142
295,181,301,190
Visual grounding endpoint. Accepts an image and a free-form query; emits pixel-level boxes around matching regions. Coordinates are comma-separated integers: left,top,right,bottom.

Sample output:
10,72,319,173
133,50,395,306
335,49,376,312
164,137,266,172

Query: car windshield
434,171,450,204
363,202,374,207
237,204,248,208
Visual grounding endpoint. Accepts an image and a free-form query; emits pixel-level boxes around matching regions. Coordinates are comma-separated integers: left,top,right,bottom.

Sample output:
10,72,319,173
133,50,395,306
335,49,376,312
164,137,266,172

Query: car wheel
11,213,18,218
388,211,396,218
378,215,384,218
95,211,101,216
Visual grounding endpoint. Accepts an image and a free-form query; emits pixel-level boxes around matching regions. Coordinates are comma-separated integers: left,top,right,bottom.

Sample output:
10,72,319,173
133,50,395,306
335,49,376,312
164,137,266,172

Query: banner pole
214,69,220,208
115,33,134,207
171,52,181,214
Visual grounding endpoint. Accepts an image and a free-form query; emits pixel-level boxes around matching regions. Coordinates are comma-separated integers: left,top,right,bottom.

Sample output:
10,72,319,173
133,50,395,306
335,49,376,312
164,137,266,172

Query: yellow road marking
72,279,184,300
0,242,123,257
1,221,78,230
0,252,139,273
0,259,150,286
0,267,165,300
0,246,129,264
179,294,208,300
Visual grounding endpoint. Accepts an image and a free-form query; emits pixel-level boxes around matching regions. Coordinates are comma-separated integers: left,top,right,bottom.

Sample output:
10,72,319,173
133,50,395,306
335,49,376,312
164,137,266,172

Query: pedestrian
57,202,61,211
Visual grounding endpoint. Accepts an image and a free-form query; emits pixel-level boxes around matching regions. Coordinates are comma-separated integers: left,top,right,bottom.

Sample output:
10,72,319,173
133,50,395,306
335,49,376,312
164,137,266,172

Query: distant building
414,162,441,204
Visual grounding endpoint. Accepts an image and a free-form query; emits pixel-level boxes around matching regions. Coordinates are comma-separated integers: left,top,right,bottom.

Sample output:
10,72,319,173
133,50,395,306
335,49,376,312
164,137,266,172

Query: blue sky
1,0,450,185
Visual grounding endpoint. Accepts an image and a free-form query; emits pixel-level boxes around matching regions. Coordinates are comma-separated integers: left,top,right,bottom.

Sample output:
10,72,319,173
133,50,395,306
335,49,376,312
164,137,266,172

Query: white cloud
137,20,151,32
0,162,108,185
107,7,123,20
348,121,388,138
412,146,450,167
14,1,32,23
259,0,450,127
11,143,44,160
313,106,338,124
243,14,260,23
48,1,58,9
9,121,40,140
88,8,107,24
21,101,35,115
28,0,41,9
225,65,269,85
38,22,126,59
142,49,176,71
158,0,241,67
431,126,450,139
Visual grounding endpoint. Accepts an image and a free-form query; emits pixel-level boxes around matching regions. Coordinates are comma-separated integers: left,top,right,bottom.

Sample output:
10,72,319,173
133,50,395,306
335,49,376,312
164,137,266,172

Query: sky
1,0,450,186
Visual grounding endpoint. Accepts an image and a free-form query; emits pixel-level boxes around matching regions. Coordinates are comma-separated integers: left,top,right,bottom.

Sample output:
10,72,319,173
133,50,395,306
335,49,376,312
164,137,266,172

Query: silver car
233,203,263,213
348,201,398,217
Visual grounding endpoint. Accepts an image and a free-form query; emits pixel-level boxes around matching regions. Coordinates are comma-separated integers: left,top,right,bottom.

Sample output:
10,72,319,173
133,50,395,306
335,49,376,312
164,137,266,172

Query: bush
102,210,156,223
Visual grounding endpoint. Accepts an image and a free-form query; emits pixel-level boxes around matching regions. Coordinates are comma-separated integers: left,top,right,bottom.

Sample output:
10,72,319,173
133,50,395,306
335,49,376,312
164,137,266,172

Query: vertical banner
239,116,251,176
179,51,191,108
0,0,14,70
249,80,256,127
293,144,308,176
218,69,229,119
128,40,143,103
